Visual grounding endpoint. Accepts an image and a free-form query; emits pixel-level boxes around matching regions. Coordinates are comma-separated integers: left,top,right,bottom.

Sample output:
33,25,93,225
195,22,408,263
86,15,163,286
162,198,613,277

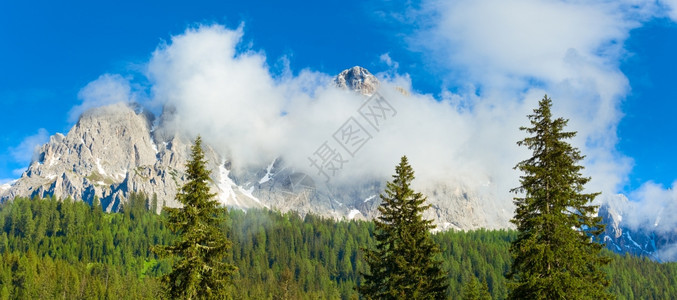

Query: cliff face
2,103,183,211
0,67,512,230
3,65,672,259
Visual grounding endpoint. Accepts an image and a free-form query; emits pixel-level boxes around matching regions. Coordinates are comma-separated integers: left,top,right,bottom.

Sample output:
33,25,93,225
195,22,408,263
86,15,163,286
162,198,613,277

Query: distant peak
334,66,379,96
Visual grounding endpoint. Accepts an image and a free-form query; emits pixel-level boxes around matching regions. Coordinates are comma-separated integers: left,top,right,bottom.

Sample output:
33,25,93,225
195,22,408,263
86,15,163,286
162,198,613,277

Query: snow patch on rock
217,162,239,207
48,155,61,167
348,209,361,220
625,232,641,249
259,158,276,184
95,158,106,176
364,195,376,202
150,139,159,154
117,169,127,180
432,222,459,233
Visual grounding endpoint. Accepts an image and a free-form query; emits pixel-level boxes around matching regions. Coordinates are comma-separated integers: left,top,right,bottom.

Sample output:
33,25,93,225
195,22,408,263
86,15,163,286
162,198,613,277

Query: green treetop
360,155,448,300
507,95,612,300
154,136,237,299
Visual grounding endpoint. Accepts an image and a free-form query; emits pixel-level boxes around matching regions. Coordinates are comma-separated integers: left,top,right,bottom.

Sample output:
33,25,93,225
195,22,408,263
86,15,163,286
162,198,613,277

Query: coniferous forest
0,194,675,299
2,99,676,299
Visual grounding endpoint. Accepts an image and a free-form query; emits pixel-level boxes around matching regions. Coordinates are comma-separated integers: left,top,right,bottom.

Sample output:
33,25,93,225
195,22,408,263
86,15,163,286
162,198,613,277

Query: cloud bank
624,181,677,260
9,128,49,175
405,0,677,259
62,0,677,257
406,0,660,195
147,25,523,188
69,74,138,122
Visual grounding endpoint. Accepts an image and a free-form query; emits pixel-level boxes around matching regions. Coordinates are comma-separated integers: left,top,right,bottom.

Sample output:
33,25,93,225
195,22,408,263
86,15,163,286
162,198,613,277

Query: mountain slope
599,195,677,261
1,67,672,260
2,103,185,211
0,67,513,230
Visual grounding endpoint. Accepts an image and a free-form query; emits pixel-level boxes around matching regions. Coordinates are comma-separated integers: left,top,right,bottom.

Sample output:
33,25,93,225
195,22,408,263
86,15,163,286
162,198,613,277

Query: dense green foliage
462,276,491,300
360,156,448,299
154,136,236,299
0,194,169,299
0,195,675,299
508,95,612,299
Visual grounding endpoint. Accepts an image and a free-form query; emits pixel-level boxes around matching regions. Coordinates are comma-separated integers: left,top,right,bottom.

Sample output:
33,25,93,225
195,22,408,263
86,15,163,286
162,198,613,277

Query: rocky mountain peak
1,102,169,211
2,70,511,232
1,68,674,260
334,66,380,95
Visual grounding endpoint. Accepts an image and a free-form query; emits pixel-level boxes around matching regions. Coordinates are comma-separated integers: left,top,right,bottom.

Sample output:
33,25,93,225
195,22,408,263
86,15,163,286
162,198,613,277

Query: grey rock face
334,66,380,96
2,103,181,211
1,66,511,231
421,183,512,231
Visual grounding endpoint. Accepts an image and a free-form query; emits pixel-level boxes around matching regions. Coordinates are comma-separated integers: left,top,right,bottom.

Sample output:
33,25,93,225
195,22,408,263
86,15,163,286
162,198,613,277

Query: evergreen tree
0,194,676,298
507,95,612,299
462,276,491,300
359,156,448,299
154,136,237,299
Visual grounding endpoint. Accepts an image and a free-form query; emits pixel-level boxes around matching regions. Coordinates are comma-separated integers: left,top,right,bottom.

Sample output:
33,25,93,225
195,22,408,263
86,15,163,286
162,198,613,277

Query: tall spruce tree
461,276,492,300
507,96,612,299
154,136,237,299
359,156,448,299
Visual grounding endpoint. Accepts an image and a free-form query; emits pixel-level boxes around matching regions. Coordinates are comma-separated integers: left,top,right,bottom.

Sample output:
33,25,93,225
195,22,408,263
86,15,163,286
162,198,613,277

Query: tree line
0,196,675,299
0,96,675,299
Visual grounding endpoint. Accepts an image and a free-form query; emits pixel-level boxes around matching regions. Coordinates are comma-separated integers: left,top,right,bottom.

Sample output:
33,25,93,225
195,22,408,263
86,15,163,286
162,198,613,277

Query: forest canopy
0,195,674,299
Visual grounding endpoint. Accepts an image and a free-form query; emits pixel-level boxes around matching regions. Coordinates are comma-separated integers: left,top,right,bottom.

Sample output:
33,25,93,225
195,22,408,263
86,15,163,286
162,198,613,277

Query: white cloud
405,0,677,258
660,0,677,20
625,181,677,233
622,181,677,261
0,178,16,185
67,1,676,239
11,168,25,177
422,1,630,85
408,0,676,189
69,74,137,122
9,128,49,165
140,25,518,218
148,25,290,167
379,53,399,69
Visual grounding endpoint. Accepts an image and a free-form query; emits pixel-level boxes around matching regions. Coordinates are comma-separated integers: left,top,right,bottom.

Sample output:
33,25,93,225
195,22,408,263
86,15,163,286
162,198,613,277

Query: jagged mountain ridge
1,66,673,259
598,195,677,261
2,67,511,230
2,103,190,211
334,66,379,96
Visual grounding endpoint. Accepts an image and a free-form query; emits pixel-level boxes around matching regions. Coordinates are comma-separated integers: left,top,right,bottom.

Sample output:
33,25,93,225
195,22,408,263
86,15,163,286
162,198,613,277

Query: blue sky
618,19,677,190
1,0,676,200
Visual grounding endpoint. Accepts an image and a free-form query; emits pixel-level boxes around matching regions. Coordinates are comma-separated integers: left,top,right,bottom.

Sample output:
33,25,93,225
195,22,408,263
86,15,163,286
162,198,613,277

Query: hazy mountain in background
598,195,677,261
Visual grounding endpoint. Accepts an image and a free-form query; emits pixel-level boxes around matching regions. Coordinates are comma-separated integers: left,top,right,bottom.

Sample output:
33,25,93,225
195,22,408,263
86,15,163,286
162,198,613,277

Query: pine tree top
360,155,448,299
153,135,237,299
507,95,611,300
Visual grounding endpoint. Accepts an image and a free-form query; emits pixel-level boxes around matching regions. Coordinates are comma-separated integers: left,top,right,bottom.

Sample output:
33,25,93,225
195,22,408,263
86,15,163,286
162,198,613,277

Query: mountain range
0,66,672,261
